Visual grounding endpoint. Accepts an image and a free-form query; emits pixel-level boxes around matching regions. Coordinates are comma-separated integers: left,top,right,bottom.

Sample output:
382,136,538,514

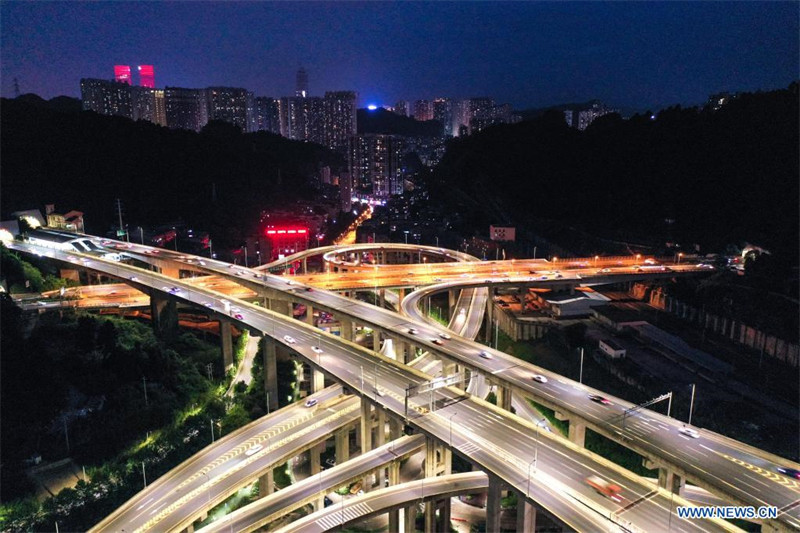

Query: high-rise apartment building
576,101,613,130
255,97,283,134
433,98,452,136
132,87,167,126
281,96,306,140
206,87,255,132
450,99,471,137
114,65,132,85
394,101,409,117
296,67,308,98
164,87,209,132
137,65,155,88
348,134,402,199
80,78,133,118
413,99,434,121
324,91,357,153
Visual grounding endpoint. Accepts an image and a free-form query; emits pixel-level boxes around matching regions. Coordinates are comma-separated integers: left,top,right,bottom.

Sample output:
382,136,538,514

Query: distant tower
13,77,20,98
296,67,308,98
137,65,155,88
114,65,132,85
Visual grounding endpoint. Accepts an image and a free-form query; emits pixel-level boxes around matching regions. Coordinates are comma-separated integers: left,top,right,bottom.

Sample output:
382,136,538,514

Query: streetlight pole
243,246,248,268
533,246,537,260
139,227,144,245
579,348,584,384
142,376,148,407
448,412,458,447
142,462,147,488
210,418,215,443
688,383,696,426
201,472,211,505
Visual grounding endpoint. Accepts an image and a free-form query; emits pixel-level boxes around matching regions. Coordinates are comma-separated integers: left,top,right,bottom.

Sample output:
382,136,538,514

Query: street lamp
688,383,696,425
677,252,683,264
594,255,599,266
578,348,584,384
403,231,409,245
448,412,458,447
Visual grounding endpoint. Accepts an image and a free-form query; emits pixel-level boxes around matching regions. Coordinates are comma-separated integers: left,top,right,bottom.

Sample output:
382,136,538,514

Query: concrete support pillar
658,468,685,495
495,385,512,411
403,505,417,533
397,288,405,308
258,470,274,497
220,319,234,370
485,293,495,341
302,258,307,274
305,305,314,325
569,420,586,447
516,495,537,533
149,295,167,332
448,289,457,317
486,475,503,533
311,367,325,393
160,266,180,279
340,318,353,341
379,289,386,308
310,442,325,511
335,428,350,464
360,399,373,453
439,498,452,533
389,416,402,440
375,407,386,447
388,509,400,533
372,329,381,352
262,338,279,414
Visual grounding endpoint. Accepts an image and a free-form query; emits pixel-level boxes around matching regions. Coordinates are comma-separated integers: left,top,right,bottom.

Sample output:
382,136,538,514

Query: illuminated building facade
207,87,256,132
264,226,309,260
296,67,308,98
394,100,409,117
348,134,402,199
132,87,167,126
137,65,155,88
255,97,283,134
164,87,209,131
413,99,433,121
80,78,133,118
114,65,132,85
324,91,357,153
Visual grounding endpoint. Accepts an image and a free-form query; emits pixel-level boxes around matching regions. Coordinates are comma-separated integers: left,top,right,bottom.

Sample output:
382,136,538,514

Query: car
311,346,324,354
408,328,418,335
129,276,139,281
586,475,622,502
678,427,700,439
198,260,206,266
438,333,452,340
245,444,263,456
304,287,313,292
283,335,297,344
696,263,714,269
373,387,384,397
433,277,443,282
589,395,612,405
644,259,657,265
325,458,336,467
484,279,494,283
37,301,49,306
598,268,611,274
777,467,800,480
532,374,548,383
203,302,214,308
287,280,295,285
555,273,563,278
304,398,318,408
168,287,181,294
479,350,492,359
430,338,444,346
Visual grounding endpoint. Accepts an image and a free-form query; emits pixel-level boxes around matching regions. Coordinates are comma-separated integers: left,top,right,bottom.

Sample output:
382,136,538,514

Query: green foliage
585,429,657,477
527,400,568,437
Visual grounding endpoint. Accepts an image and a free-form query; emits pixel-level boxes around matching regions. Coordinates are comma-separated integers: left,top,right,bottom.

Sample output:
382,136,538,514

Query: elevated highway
10,238,797,531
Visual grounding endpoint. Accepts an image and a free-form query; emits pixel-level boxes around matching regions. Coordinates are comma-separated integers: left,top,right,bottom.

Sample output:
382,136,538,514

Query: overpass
9,238,797,531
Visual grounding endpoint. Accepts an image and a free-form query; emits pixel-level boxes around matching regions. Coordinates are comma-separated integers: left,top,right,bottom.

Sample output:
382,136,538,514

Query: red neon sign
265,227,308,237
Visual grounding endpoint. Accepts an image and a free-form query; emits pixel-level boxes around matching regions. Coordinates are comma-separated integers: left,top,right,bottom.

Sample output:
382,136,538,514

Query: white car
283,335,297,344
479,350,492,359
311,346,324,354
438,333,452,340
245,444,263,456
679,427,700,439
304,398,318,408
532,374,548,383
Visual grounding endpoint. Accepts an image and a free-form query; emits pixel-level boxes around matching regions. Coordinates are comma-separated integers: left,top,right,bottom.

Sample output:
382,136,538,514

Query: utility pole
116,199,129,242
688,383,696,426
142,376,148,407
142,462,147,488
13,77,20,98
579,348,584,384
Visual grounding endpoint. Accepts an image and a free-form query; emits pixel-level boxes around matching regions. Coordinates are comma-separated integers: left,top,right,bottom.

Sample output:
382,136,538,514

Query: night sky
1,2,797,111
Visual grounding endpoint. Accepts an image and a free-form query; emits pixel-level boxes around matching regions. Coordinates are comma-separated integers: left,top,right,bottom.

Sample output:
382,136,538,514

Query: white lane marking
136,497,154,510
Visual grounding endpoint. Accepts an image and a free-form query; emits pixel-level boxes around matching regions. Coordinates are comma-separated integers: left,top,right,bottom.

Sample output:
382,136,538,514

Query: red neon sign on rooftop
265,228,307,236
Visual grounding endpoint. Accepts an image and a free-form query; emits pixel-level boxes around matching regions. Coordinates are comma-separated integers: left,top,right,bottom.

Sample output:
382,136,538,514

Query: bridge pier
516,492,536,533
258,470,274,497
424,438,452,533
340,318,353,341
448,289,457,317
372,329,381,352
484,292,495,342
220,319,234,370
568,420,586,447
486,475,504,533
261,338,279,414
379,288,385,308
309,442,325,511
311,367,325,393
397,288,405,308
403,504,417,533
335,428,350,464
658,467,685,496
302,258,307,274
494,384,512,411
149,294,177,335
305,304,314,325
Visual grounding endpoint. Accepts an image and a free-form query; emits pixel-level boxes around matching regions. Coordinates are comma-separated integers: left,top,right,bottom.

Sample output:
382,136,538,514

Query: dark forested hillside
432,84,799,263
357,107,443,137
0,99,344,240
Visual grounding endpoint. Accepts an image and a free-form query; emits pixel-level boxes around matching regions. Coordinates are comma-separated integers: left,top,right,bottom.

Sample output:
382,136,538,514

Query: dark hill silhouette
433,83,799,266
0,98,344,248
357,108,443,137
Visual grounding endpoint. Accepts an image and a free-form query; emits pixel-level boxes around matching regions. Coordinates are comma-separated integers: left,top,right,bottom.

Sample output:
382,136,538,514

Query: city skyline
1,2,797,111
